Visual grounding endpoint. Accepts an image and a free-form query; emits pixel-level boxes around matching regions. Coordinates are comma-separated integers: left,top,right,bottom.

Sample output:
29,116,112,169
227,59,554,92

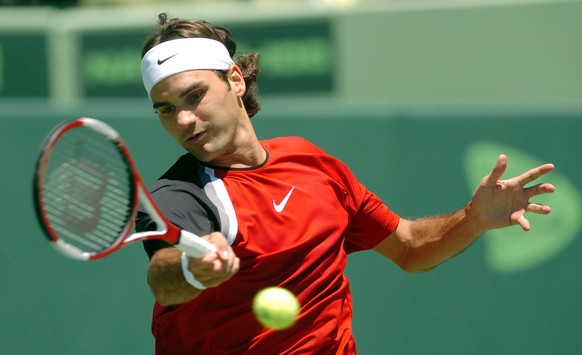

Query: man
136,13,555,354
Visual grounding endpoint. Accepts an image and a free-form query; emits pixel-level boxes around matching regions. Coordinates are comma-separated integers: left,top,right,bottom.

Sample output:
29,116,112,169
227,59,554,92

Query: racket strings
41,126,134,253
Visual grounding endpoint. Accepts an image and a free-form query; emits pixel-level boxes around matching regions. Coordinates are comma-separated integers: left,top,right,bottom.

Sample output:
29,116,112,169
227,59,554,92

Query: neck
219,143,266,169
208,128,266,169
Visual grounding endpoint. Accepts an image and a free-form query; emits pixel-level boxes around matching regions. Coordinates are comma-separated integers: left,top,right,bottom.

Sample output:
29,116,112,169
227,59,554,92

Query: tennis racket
33,117,217,261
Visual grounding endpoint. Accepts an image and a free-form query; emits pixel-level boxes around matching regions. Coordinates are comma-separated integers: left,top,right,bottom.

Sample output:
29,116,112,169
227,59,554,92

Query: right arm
147,232,240,306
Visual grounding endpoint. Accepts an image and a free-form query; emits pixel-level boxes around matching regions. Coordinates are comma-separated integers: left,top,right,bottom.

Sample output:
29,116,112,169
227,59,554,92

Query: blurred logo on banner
464,142,581,274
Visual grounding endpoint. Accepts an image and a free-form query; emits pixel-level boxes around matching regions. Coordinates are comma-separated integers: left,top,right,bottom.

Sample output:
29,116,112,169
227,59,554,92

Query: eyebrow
152,82,204,110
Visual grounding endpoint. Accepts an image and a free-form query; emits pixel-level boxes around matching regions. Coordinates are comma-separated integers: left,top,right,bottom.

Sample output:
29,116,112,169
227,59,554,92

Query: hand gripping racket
33,117,217,261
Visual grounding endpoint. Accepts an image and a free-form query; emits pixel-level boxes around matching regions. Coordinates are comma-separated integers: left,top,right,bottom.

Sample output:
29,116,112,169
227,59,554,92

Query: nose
176,109,197,128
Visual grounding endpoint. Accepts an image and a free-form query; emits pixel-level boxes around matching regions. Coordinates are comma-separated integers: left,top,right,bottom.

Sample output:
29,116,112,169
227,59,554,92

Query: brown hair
142,13,261,118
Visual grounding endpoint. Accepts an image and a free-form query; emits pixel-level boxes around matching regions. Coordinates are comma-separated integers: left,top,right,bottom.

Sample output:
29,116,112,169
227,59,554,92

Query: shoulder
159,153,200,181
149,153,206,200
262,136,326,155
262,136,356,183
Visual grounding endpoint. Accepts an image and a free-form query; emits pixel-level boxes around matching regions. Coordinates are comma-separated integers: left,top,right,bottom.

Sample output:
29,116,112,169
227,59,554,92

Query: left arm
375,154,555,272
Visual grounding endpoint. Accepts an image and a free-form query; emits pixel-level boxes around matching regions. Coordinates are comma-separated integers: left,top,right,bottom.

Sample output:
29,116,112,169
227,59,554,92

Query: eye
154,105,175,117
185,90,205,106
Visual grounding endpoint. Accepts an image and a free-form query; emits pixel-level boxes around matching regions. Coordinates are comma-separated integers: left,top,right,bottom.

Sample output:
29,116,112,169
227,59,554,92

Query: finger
212,258,225,273
233,257,240,273
484,154,508,185
220,249,236,273
200,232,230,262
516,163,555,186
526,203,552,215
205,257,240,287
206,231,229,248
515,214,531,232
525,183,556,199
225,257,240,275
212,254,235,274
200,251,219,263
217,245,234,260
188,256,214,275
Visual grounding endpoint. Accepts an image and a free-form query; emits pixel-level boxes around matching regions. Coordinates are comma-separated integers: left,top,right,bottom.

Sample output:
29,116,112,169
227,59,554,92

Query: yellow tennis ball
253,287,300,330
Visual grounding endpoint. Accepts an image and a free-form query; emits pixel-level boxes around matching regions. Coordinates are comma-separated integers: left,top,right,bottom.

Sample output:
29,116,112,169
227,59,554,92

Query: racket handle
177,230,217,258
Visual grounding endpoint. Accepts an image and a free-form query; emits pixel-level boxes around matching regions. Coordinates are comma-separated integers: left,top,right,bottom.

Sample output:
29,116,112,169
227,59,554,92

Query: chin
185,148,215,164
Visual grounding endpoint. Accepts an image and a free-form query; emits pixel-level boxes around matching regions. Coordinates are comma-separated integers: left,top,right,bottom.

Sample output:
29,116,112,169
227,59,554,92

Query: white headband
141,38,234,98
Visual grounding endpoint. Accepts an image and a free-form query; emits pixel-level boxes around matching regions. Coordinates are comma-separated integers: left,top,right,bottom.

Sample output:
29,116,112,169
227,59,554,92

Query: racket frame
34,117,216,261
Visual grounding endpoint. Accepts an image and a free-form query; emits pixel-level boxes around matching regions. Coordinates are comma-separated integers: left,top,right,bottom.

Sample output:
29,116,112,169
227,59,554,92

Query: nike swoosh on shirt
157,53,178,65
273,186,295,213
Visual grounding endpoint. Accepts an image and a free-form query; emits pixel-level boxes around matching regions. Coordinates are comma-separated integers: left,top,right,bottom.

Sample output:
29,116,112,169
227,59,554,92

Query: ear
228,65,246,97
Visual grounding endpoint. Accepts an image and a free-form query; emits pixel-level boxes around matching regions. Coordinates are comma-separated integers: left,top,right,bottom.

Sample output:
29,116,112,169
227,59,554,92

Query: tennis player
136,13,555,354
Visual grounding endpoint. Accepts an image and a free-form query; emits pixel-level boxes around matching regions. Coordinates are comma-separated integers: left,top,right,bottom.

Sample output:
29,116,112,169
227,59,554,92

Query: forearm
147,248,203,306
377,204,485,272
406,205,484,270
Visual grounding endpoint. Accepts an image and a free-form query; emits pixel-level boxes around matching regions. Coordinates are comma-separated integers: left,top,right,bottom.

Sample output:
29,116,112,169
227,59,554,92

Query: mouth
185,131,206,144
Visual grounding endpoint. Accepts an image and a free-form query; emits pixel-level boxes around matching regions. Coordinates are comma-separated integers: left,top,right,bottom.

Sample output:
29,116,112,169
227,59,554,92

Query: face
150,67,248,166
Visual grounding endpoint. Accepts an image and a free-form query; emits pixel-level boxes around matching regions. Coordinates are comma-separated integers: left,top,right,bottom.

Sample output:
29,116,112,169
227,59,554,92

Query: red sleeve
312,149,400,254
344,190,400,253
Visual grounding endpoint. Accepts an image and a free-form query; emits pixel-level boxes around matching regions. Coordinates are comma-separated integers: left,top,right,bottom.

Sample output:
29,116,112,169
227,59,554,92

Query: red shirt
143,137,400,354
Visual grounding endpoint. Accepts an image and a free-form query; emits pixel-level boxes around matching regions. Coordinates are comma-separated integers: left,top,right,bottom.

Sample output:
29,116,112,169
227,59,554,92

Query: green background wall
1,0,581,102
336,0,582,100
1,99,581,354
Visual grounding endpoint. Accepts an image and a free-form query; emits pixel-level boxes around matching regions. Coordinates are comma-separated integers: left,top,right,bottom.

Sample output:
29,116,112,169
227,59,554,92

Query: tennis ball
252,287,300,330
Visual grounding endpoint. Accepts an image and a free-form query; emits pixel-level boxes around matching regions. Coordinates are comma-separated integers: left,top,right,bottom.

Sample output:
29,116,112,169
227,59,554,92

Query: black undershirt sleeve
134,155,221,260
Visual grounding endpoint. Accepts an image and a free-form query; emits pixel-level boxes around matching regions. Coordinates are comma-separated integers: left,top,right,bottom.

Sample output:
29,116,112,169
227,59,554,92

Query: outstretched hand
469,154,555,232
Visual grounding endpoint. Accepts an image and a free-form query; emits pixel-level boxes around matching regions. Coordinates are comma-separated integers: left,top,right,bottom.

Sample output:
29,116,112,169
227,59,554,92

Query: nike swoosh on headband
141,38,234,98
157,53,178,65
